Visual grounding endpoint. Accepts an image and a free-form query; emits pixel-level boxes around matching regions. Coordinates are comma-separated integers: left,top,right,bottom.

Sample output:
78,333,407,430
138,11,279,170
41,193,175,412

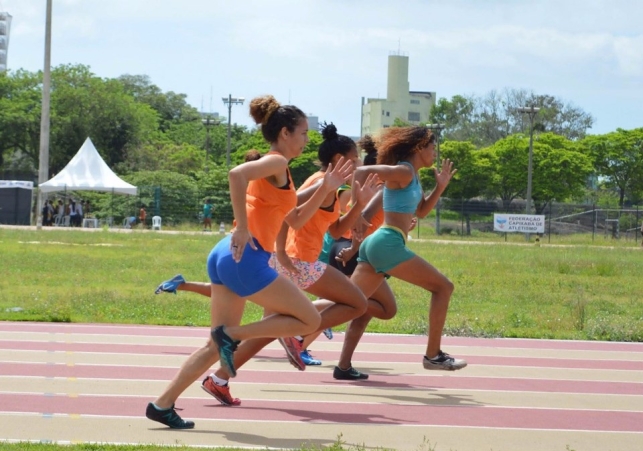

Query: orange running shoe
201,375,241,406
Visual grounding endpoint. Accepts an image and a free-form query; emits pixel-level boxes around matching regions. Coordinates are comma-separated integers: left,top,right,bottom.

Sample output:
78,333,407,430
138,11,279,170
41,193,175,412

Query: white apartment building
0,12,12,73
361,53,436,137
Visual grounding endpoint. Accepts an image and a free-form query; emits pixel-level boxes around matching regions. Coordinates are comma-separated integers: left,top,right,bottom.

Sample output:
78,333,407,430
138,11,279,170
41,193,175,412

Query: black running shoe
211,325,240,378
145,402,194,429
333,365,369,380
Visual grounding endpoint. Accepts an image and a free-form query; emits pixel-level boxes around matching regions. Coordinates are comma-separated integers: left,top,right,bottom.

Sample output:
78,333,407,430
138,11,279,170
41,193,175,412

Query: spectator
139,205,147,228
203,199,213,232
76,200,83,226
42,200,54,226
69,199,80,227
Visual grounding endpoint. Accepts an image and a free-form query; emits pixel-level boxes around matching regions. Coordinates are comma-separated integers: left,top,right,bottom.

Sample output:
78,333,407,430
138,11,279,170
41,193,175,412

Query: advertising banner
493,214,545,233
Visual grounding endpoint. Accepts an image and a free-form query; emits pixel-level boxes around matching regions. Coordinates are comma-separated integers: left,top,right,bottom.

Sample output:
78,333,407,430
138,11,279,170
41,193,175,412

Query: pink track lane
1,392,642,432
1,340,642,371
1,362,642,395
2,321,642,353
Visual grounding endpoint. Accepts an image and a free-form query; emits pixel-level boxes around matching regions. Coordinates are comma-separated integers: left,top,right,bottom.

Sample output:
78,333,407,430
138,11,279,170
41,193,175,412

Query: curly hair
376,126,435,166
318,122,356,166
244,149,262,162
249,95,306,144
358,134,378,166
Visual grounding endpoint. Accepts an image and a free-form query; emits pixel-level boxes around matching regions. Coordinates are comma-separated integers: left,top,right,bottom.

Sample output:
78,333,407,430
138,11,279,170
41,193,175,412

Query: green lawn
1,227,641,342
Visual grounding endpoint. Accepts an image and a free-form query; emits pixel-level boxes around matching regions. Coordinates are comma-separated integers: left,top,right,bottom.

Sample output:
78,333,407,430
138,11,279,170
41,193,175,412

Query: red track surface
1,321,642,451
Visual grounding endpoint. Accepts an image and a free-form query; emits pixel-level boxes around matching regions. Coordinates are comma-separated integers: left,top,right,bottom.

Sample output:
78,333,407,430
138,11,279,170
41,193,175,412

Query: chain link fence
415,198,643,244
34,187,643,245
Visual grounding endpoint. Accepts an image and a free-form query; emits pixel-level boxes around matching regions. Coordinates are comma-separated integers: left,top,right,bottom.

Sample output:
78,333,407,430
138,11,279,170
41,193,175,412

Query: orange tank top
364,208,384,238
285,171,340,262
244,156,297,253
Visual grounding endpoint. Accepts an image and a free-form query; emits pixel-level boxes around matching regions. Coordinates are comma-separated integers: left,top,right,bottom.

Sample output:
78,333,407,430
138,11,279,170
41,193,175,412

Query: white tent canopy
39,137,137,195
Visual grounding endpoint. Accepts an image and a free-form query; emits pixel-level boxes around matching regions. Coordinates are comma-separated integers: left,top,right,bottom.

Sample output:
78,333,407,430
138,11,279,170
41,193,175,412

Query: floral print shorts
269,254,327,290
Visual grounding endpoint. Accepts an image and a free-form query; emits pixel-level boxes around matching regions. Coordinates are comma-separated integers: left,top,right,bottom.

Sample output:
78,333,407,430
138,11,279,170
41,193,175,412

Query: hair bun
249,95,281,125
321,122,339,141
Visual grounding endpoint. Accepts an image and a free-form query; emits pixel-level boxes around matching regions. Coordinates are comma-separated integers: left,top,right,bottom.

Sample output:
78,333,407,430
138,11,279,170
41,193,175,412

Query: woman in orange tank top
197,123,379,403
146,96,353,429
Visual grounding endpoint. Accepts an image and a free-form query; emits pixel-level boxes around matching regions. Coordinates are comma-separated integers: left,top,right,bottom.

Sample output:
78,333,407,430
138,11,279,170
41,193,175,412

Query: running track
0,322,641,451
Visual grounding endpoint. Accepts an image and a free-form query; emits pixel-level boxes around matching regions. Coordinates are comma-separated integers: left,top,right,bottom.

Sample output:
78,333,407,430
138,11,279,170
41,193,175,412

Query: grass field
0,441,372,451
1,226,641,342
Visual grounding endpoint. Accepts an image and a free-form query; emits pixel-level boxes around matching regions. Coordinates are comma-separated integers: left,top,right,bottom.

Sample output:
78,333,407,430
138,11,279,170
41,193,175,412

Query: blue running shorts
207,234,278,297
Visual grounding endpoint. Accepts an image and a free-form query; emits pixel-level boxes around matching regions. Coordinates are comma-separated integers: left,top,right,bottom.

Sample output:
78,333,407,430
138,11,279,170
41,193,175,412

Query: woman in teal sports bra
334,125,468,380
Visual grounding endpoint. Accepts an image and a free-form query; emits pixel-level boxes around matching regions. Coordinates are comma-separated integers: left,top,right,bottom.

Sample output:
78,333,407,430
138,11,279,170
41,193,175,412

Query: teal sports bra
382,162,423,214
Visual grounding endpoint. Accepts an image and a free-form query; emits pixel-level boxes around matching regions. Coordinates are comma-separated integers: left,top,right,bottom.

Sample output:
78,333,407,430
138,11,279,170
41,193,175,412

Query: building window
410,99,420,105
408,112,421,122
383,125,389,128
386,111,390,117
382,110,384,115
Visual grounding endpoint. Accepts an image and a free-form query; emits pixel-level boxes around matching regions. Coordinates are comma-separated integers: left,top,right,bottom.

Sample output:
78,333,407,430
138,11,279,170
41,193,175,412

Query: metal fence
417,198,643,244
33,187,643,244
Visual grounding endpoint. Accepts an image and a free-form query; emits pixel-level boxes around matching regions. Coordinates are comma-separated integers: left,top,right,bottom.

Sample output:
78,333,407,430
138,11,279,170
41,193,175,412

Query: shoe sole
333,373,369,380
201,383,241,406
212,329,237,378
278,338,306,371
423,362,468,371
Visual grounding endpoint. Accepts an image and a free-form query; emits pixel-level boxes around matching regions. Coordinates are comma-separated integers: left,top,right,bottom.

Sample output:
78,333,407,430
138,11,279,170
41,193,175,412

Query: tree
486,133,594,213
438,141,494,234
485,135,529,210
583,128,643,207
428,95,477,143
430,89,595,147
529,133,594,213
0,69,42,169
49,65,159,174
117,74,201,131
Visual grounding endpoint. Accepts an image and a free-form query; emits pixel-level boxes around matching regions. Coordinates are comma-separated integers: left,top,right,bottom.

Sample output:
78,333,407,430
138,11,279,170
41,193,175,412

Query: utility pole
222,94,245,168
516,106,541,242
201,115,220,172
516,106,541,216
426,123,444,235
36,0,53,229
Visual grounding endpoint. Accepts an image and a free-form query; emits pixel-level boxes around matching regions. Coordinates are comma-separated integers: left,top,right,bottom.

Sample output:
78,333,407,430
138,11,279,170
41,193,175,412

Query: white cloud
1,0,642,134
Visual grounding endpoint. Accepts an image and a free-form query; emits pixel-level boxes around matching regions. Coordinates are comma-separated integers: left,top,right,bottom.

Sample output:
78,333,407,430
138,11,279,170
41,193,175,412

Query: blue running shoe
300,349,322,365
211,325,240,378
155,274,185,295
323,328,333,340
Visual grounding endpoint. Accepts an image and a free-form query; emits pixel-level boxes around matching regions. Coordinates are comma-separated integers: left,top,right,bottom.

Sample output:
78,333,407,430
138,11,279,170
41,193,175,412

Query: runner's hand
276,250,300,276
230,227,256,262
354,173,380,207
322,157,354,193
434,158,457,192
335,245,358,267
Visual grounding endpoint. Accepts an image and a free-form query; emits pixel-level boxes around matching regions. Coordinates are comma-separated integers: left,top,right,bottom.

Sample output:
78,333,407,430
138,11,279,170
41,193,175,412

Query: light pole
201,115,220,172
36,0,53,229
426,123,444,234
516,106,540,215
222,94,244,168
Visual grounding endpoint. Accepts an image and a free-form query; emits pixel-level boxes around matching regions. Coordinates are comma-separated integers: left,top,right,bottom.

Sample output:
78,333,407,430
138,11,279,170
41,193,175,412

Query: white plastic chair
152,216,162,230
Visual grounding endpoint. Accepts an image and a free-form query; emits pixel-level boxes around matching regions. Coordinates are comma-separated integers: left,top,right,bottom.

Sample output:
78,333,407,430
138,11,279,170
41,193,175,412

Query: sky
1,0,642,138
